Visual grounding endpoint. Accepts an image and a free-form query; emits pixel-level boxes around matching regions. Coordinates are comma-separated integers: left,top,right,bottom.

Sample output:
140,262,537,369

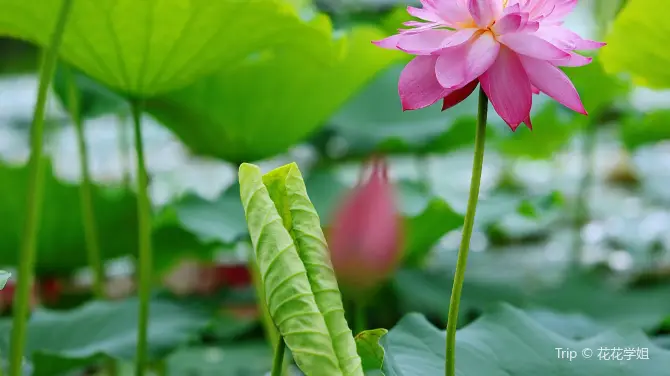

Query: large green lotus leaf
0,0,311,95
530,273,670,331
53,62,129,120
394,267,670,332
239,162,363,376
383,304,670,375
0,298,210,376
146,23,400,163
525,309,605,340
600,0,670,89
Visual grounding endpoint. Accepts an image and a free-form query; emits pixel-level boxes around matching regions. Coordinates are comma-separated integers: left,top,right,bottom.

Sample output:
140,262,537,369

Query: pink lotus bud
328,156,403,294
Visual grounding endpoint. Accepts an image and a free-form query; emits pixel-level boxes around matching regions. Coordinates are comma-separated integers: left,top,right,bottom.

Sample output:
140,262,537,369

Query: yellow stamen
456,19,477,29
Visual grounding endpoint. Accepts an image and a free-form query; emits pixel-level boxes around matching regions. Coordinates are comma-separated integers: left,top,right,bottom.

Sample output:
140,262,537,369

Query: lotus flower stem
63,66,106,299
131,98,153,376
8,1,74,375
271,336,286,376
445,87,488,376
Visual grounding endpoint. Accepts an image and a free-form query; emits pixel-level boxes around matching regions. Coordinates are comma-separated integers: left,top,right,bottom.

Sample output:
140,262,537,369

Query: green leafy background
0,0,669,374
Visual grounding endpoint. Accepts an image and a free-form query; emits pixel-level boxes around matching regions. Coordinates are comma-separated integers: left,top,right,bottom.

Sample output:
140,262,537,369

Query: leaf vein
266,272,308,310
270,291,314,319
275,311,322,328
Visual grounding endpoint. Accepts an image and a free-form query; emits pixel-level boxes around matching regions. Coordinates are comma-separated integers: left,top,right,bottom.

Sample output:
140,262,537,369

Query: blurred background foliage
1,0,670,374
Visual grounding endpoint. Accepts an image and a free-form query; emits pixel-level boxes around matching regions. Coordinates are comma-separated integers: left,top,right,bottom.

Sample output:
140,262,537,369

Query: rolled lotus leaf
239,162,363,376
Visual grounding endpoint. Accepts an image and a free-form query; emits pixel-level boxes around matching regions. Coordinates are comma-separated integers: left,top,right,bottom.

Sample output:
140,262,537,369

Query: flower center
455,20,477,29
479,26,499,42
474,28,496,42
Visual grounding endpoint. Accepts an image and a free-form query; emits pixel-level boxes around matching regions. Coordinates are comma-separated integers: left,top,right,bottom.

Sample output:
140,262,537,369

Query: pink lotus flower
328,157,403,294
373,0,605,130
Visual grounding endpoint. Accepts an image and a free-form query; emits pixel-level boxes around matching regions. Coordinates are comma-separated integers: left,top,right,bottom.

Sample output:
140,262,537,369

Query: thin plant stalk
8,1,74,375
131,99,153,376
64,66,106,299
270,337,286,376
445,88,488,376
66,66,117,376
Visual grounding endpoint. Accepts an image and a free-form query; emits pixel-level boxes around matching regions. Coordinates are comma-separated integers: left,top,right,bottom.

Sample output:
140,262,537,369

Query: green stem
64,66,106,299
8,1,74,375
445,87,488,376
270,336,286,376
131,99,153,376
354,300,367,335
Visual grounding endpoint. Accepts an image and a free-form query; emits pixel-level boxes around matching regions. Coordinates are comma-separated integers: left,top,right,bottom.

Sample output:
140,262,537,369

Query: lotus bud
328,156,403,295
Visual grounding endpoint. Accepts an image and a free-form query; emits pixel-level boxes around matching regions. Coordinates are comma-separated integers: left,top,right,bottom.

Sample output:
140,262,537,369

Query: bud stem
64,65,106,300
271,336,286,376
445,87,488,376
